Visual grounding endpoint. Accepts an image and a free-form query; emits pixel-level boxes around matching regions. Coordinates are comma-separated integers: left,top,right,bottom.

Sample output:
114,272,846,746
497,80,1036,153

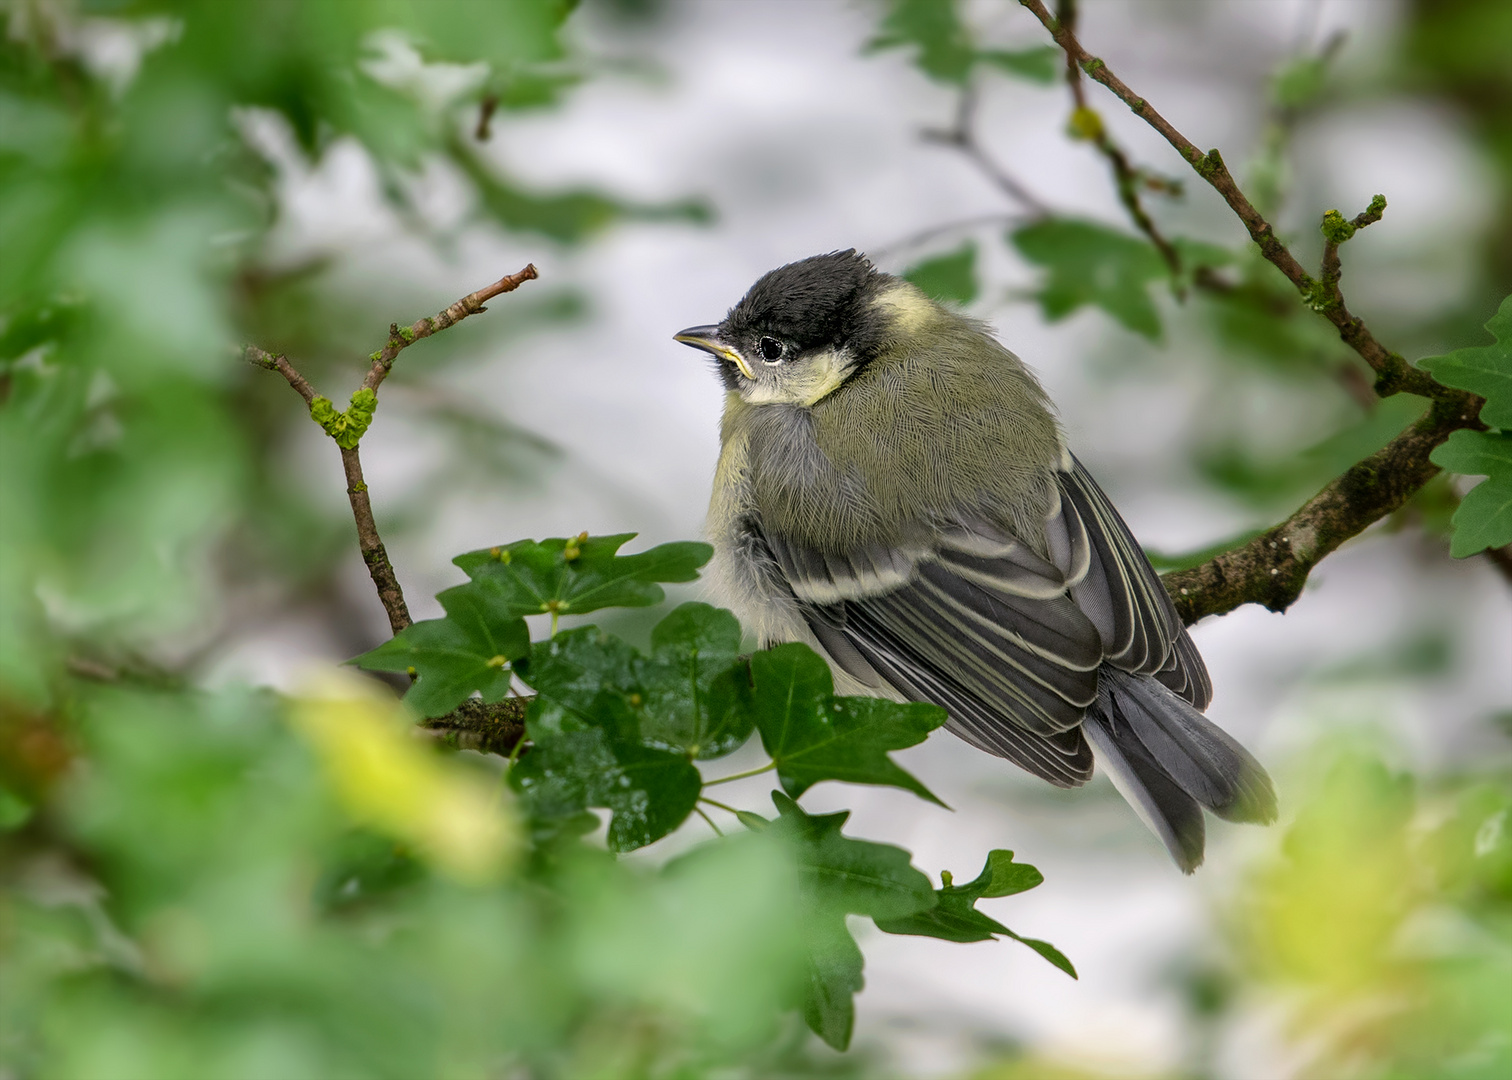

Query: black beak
674,324,755,379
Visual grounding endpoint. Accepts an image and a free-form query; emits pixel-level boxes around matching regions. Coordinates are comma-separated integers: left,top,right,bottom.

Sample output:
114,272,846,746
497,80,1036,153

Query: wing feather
750,455,1210,791
1060,458,1185,677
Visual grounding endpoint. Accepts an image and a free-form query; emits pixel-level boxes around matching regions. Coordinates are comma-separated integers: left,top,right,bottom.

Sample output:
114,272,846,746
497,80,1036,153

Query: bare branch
244,264,540,637
243,345,317,406
1055,0,1186,291
338,445,411,635
922,83,1053,218
361,263,539,395
1017,0,1459,402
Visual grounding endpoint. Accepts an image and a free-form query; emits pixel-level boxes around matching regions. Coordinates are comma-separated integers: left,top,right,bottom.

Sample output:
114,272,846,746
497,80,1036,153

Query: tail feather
1102,670,1276,825
1083,711,1206,873
1087,667,1277,871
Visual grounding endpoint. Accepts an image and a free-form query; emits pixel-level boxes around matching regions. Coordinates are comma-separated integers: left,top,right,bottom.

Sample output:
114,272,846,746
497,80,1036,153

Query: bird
674,249,1275,872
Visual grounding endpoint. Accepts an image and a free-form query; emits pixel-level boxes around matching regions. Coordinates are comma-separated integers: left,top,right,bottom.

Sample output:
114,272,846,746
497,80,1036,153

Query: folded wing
759,456,1211,787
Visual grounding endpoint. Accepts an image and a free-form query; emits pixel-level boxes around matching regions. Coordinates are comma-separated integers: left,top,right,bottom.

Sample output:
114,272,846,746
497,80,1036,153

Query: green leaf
0,781,33,831
1011,218,1167,340
453,145,713,243
353,584,529,718
977,46,1061,84
766,792,937,1050
521,606,754,761
640,603,755,759
1430,430,1512,556
750,644,948,805
1419,295,1512,429
454,533,712,623
904,242,978,306
874,850,1076,977
867,0,976,85
511,652,702,852
1271,53,1333,110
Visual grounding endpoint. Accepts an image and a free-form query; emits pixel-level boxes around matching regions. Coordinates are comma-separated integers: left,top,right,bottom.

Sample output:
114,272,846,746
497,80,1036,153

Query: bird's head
675,250,935,407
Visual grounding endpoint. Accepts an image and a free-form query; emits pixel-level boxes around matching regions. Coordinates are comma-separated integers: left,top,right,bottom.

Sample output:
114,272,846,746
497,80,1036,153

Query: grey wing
1060,456,1210,708
765,491,1103,787
759,456,1209,788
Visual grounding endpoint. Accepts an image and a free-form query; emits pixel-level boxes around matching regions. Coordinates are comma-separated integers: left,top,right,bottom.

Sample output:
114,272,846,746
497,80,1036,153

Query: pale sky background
217,2,1510,1076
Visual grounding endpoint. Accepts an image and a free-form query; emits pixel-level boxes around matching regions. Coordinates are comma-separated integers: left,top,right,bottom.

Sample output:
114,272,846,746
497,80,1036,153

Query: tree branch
1017,0,1461,402
1054,0,1186,291
245,266,540,747
418,698,528,756
360,263,539,396
1162,379,1484,624
1016,0,1495,620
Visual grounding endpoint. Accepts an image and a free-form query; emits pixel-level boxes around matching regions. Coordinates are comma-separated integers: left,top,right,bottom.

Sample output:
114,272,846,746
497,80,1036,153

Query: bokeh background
4,1,1510,1077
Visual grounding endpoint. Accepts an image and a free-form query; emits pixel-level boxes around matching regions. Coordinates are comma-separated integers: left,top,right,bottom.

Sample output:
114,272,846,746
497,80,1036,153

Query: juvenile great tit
676,250,1275,872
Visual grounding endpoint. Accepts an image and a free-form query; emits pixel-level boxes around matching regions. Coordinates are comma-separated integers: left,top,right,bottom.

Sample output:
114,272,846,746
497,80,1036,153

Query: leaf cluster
348,533,1074,1049
867,0,1058,86
1422,297,1512,556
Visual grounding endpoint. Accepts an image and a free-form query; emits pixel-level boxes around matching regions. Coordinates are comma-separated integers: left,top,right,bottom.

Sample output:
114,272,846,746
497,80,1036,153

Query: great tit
676,250,1275,872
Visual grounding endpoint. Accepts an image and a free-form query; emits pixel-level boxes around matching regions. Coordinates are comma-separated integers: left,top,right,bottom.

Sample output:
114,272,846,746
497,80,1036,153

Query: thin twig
693,805,725,837
871,212,1031,263
244,264,540,638
243,345,317,405
1017,0,1461,402
1055,0,1185,291
361,263,538,395
922,82,1053,219
338,445,410,635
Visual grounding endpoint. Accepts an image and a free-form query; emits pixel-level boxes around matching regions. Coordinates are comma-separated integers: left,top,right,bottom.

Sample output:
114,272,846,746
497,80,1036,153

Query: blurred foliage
905,241,979,307
1406,0,1512,297
1227,746,1512,1080
867,0,1056,87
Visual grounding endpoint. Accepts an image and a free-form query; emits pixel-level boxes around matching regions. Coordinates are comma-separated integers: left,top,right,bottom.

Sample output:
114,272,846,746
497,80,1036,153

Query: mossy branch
1162,396,1485,623
244,267,539,748
1018,0,1468,404
1017,0,1494,620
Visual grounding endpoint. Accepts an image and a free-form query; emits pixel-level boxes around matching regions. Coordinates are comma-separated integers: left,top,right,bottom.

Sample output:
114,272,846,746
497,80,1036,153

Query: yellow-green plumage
679,250,1275,873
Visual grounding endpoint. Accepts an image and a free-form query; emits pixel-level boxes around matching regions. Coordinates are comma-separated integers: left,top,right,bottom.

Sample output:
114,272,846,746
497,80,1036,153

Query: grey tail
1083,667,1276,874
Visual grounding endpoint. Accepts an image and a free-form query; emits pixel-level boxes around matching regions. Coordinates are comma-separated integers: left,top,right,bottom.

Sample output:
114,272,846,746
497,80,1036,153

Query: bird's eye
758,336,784,363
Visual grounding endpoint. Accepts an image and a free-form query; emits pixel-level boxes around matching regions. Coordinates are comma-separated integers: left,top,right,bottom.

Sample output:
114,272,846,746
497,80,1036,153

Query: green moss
397,325,416,344
1320,209,1355,245
1079,57,1105,74
1193,148,1224,179
308,387,379,449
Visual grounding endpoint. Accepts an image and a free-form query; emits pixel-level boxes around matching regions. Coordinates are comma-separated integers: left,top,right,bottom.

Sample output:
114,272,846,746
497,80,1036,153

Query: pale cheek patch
738,346,856,407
